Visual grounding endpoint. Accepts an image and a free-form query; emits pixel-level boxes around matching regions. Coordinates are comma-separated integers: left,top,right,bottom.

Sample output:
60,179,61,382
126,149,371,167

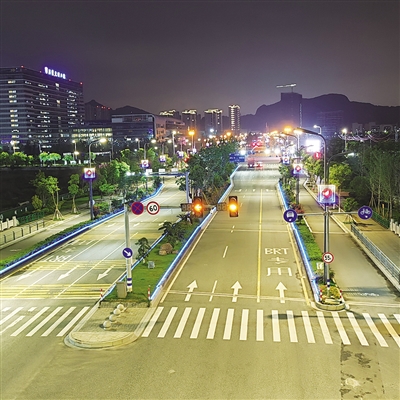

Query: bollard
117,304,125,312
148,285,151,301
103,320,112,329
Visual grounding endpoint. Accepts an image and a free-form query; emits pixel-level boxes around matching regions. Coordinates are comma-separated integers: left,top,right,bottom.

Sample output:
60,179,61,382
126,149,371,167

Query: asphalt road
0,163,399,400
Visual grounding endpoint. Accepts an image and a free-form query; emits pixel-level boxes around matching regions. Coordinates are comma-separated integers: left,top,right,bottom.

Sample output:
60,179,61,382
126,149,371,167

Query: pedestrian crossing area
141,306,400,348
0,305,90,338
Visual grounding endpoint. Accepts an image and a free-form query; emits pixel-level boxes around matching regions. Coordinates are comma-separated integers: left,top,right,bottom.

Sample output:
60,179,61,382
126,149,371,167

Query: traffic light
228,196,239,217
192,196,203,218
83,167,96,179
293,163,303,175
318,185,336,204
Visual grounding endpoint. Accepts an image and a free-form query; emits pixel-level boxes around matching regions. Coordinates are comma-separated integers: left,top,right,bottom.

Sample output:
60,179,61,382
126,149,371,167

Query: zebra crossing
0,305,90,338
141,306,400,348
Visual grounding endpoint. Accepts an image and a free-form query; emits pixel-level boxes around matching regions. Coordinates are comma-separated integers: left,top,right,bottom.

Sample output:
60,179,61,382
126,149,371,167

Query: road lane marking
222,246,228,258
332,311,350,345
190,308,205,339
157,307,177,338
26,307,63,337
209,280,217,302
301,311,315,343
173,307,191,338
41,307,76,337
378,314,400,348
0,316,25,335
257,190,262,303
0,307,23,326
363,313,388,347
317,311,333,344
11,307,50,336
223,309,234,340
287,311,298,342
272,310,280,342
206,308,220,339
57,307,90,337
240,309,249,341
256,309,264,341
141,307,163,337
346,312,368,346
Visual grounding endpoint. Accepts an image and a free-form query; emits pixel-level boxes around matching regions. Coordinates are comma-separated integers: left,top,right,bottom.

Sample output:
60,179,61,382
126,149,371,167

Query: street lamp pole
282,130,300,204
295,128,329,283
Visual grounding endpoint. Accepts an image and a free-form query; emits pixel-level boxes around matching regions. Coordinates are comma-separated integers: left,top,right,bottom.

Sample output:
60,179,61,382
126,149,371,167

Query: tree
31,195,43,211
329,163,352,189
0,152,11,166
68,174,80,213
135,237,151,263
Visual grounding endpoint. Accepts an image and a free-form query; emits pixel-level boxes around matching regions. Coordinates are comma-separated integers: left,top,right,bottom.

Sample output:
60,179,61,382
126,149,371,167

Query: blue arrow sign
122,247,133,258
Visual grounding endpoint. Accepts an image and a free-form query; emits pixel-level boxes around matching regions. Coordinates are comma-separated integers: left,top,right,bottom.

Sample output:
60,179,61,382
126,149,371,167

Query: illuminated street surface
0,164,398,400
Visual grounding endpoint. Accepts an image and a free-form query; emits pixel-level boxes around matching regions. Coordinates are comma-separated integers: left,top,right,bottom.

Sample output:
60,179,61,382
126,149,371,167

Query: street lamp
282,128,301,204
171,130,176,156
88,137,106,220
295,128,330,284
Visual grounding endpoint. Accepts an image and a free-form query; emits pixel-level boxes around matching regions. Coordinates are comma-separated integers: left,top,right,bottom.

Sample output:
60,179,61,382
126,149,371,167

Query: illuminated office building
229,104,240,135
204,108,223,135
0,66,84,145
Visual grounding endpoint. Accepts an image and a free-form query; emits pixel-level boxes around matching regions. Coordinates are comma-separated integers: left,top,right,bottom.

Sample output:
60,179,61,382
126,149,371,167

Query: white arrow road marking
17,271,35,281
185,280,198,301
231,281,242,302
267,268,271,276
276,282,287,303
58,266,78,281
97,267,113,280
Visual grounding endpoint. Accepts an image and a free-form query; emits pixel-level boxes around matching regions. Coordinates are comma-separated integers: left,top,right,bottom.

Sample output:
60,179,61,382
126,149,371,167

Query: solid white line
209,280,217,302
141,307,163,337
57,307,90,337
0,307,23,326
378,314,400,348
173,307,191,338
26,307,63,337
240,309,249,341
347,312,368,346
190,308,205,339
11,307,50,336
157,307,177,338
272,310,280,342
363,313,388,347
332,311,350,345
222,246,228,258
287,311,298,342
316,311,333,344
223,309,234,340
256,309,264,341
206,308,220,339
41,307,76,337
301,311,315,343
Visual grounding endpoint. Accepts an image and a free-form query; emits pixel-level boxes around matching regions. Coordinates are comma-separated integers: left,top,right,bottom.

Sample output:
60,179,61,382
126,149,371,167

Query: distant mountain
111,105,150,115
241,94,400,131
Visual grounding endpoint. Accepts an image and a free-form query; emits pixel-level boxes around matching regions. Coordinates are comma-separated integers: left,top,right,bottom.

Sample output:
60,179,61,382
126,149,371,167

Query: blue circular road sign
122,247,133,258
283,209,298,223
131,201,144,215
358,205,373,220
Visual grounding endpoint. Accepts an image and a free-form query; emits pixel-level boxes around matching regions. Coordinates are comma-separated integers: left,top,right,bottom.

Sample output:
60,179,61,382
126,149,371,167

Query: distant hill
111,105,150,115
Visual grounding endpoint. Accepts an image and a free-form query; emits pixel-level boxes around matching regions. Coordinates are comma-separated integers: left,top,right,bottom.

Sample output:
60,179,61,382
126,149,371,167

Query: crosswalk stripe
26,307,63,337
287,311,298,342
158,307,177,338
11,307,50,336
256,310,264,341
317,311,333,344
363,313,388,347
56,307,90,337
174,307,191,338
223,309,234,340
206,308,220,339
301,311,315,343
240,309,249,341
41,307,76,337
346,312,368,346
394,314,400,324
190,308,205,339
142,307,163,337
332,311,351,345
0,316,25,335
0,307,23,326
272,310,280,342
378,314,400,348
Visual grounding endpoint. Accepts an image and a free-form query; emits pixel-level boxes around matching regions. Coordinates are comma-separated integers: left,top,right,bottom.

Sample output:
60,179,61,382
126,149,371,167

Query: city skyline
1,1,399,115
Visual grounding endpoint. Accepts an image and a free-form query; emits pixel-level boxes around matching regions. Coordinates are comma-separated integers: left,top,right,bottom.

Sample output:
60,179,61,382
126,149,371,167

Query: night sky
1,0,399,115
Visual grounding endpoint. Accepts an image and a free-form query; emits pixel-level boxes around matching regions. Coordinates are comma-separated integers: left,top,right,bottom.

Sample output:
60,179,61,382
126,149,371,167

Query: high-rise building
228,104,240,135
0,66,84,145
181,109,200,130
204,108,223,135
159,109,180,120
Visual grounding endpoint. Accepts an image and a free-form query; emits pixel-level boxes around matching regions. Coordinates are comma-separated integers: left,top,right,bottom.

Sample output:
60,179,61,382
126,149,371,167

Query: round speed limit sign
322,252,334,264
146,201,160,215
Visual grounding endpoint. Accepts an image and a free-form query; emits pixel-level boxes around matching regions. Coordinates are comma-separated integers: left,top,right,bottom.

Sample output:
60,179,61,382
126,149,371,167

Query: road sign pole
125,202,132,292
323,205,330,284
